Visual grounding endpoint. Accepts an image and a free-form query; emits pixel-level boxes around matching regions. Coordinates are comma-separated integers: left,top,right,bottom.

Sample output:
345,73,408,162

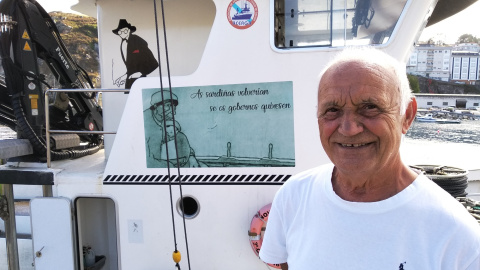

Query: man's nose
338,112,363,136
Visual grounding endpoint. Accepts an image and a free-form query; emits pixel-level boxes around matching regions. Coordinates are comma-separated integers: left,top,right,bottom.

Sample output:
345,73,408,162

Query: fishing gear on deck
457,197,480,224
410,165,469,198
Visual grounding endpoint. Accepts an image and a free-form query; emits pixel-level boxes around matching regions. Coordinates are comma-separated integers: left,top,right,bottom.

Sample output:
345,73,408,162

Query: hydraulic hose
11,93,102,161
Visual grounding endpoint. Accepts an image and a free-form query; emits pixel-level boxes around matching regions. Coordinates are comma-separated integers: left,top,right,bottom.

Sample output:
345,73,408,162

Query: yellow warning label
22,30,30,39
29,94,38,109
23,41,32,51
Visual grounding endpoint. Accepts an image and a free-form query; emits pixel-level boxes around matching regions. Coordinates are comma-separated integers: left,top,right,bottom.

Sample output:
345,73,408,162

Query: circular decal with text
227,0,258,30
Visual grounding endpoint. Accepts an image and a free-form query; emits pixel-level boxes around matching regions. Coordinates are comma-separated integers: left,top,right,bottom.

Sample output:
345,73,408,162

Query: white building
415,93,480,109
407,44,480,85
451,51,479,84
453,43,480,52
407,45,452,81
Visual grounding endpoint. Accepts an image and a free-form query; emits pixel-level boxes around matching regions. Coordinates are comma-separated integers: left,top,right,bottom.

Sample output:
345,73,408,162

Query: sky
36,0,480,45
419,1,480,44
36,0,82,14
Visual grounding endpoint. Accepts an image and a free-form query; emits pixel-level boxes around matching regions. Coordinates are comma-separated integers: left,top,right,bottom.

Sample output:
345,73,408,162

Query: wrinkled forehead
323,60,390,80
317,60,401,107
319,61,396,92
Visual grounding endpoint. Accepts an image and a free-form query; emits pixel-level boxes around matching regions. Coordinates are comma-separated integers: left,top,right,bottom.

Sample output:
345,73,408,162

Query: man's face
118,27,130,39
317,61,411,175
154,101,176,123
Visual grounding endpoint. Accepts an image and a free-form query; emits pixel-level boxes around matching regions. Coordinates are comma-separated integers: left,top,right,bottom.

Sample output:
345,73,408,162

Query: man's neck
331,165,417,202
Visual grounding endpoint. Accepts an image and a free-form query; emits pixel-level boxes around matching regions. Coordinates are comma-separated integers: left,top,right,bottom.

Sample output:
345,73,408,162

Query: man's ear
402,98,417,134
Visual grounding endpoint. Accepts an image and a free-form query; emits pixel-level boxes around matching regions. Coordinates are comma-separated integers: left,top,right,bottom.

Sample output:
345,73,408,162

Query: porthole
176,196,200,219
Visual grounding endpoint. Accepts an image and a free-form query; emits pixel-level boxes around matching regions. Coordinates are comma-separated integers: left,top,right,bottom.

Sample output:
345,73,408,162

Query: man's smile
338,142,372,148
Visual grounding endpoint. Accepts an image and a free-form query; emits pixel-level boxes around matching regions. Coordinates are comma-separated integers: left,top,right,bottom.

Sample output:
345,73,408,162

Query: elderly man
259,48,480,269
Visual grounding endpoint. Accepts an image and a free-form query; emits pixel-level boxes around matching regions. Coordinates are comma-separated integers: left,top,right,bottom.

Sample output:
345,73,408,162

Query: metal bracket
0,13,17,32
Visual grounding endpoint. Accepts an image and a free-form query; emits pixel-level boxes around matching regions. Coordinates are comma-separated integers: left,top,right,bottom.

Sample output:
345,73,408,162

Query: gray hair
319,47,413,115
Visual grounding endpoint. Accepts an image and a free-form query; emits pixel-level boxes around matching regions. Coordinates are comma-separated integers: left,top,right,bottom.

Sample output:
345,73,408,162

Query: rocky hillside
49,12,100,87
416,76,480,94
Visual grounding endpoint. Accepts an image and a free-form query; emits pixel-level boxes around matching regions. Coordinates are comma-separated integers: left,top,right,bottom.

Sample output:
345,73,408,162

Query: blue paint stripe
232,3,241,13
233,2,253,23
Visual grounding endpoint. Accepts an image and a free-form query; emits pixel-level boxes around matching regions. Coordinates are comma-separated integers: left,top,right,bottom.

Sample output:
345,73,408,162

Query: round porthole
176,196,200,219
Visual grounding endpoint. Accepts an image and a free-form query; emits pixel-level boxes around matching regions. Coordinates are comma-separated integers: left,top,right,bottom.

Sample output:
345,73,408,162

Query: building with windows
407,43,480,85
414,93,480,109
450,51,479,84
453,43,480,53
406,45,452,81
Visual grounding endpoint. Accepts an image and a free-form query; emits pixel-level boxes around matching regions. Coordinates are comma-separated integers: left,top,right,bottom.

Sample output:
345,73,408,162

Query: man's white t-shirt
259,163,480,270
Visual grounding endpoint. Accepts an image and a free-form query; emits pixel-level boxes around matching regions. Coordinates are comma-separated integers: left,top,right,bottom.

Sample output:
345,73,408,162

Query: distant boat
436,119,461,124
416,114,461,124
416,114,437,122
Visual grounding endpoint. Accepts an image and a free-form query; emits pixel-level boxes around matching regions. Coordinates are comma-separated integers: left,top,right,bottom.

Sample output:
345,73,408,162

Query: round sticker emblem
88,122,94,131
227,0,258,30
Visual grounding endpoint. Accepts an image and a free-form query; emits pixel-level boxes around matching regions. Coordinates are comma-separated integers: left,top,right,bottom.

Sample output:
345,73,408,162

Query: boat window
274,0,408,49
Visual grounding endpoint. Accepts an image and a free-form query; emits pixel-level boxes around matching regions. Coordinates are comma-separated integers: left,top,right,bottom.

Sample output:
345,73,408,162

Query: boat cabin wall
97,0,216,155
95,0,435,168
59,1,441,269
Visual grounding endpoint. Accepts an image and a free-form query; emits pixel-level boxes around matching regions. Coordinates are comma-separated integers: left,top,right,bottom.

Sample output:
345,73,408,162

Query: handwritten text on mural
190,87,291,114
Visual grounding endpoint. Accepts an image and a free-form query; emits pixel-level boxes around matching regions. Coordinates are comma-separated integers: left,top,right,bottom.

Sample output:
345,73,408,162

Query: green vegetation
50,12,100,87
407,74,420,93
457,33,479,44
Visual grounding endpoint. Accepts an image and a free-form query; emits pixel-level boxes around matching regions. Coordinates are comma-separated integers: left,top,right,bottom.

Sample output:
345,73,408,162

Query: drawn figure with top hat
112,19,158,89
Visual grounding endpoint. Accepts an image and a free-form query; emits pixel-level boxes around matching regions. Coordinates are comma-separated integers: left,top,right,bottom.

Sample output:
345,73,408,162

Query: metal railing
44,88,129,167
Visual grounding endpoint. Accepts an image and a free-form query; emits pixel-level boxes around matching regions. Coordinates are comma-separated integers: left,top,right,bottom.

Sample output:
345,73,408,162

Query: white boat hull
5,0,478,269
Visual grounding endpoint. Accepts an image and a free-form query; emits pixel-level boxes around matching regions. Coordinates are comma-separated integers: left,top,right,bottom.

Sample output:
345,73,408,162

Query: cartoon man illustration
146,90,205,167
161,120,203,167
112,19,158,88
146,90,177,166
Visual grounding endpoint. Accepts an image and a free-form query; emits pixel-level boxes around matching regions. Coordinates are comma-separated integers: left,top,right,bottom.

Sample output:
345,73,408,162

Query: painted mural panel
142,82,295,168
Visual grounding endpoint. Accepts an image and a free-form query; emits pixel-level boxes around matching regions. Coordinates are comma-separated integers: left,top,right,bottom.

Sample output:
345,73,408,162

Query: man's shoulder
129,34,147,44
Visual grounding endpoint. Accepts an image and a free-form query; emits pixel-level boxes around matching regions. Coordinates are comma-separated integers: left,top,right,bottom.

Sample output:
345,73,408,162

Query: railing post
43,89,126,168
42,185,53,197
45,90,51,168
2,184,20,270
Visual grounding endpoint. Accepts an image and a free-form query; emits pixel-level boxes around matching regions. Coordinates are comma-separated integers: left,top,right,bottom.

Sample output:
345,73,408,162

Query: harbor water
407,119,480,145
1,121,479,169
402,120,480,171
